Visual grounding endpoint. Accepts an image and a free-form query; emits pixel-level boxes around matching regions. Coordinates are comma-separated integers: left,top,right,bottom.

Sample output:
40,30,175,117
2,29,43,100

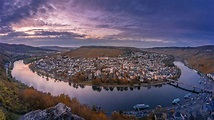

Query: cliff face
19,103,85,120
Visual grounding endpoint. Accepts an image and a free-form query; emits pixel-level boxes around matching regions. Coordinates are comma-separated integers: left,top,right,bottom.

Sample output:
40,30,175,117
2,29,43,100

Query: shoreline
11,59,214,119
27,59,181,88
32,68,177,88
73,80,171,88
34,70,173,88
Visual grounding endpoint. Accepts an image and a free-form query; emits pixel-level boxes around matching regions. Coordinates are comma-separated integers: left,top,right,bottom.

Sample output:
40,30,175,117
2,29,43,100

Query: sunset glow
0,0,214,47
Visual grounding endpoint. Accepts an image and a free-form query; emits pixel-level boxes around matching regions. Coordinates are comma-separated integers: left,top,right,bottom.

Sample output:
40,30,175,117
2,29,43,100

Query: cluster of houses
32,52,180,83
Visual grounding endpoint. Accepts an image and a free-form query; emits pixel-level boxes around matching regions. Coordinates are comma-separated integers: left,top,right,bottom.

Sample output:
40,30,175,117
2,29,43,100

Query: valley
1,42,214,119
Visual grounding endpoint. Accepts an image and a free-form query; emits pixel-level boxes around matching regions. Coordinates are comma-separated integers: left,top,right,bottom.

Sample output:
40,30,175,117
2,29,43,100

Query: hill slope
144,45,214,74
40,46,76,52
63,46,141,58
0,44,124,120
0,42,49,54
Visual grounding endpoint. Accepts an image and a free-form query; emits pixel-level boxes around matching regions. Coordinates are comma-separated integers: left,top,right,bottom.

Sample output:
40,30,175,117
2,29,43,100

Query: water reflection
12,60,203,112
88,85,164,92
92,86,102,92
37,73,166,92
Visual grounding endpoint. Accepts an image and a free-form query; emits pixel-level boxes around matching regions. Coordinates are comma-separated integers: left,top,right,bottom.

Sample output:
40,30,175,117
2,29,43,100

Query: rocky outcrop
19,103,85,120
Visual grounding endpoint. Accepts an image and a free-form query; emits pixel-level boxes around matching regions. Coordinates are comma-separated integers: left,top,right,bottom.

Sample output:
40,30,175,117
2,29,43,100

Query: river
11,60,204,112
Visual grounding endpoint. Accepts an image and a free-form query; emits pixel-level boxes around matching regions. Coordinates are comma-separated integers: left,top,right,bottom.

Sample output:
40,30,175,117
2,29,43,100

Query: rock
19,103,85,120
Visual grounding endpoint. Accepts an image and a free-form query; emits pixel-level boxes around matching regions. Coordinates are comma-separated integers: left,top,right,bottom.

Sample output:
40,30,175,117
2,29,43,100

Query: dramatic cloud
0,0,50,32
0,0,214,47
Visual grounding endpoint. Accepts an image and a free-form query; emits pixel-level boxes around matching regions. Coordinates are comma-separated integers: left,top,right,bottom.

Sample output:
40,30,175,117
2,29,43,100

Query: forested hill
39,46,76,51
0,42,50,54
63,46,142,58
144,45,214,74
0,43,136,119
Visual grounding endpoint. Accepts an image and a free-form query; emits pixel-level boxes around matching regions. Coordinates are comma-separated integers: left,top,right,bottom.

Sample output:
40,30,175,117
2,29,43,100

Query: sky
0,0,214,48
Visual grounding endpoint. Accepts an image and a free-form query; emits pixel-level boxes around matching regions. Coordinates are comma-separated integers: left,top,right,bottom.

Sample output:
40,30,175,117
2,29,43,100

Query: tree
0,109,6,120
92,78,101,85
110,112,137,120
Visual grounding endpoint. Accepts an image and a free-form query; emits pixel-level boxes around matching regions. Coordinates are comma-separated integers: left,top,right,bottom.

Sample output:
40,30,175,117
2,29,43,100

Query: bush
0,109,6,120
110,112,137,120
17,88,110,120
92,78,102,85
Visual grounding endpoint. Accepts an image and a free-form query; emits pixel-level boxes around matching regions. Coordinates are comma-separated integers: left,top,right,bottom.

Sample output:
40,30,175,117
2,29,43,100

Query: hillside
0,43,54,119
40,46,76,52
144,45,214,74
0,42,55,65
0,44,136,120
63,46,141,58
0,42,50,54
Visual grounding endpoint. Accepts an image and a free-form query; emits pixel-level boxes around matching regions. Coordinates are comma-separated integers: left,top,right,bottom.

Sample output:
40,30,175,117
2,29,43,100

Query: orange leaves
17,88,111,120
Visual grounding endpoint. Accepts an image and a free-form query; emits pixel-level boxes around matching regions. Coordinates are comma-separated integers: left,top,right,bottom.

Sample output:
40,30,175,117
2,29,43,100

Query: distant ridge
148,45,214,50
0,42,52,63
40,46,76,51
80,46,141,52
0,42,50,53
0,42,52,67
63,46,142,58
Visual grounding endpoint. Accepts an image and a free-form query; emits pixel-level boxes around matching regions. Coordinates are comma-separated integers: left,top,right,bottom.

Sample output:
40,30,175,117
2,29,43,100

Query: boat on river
12,60,203,112
184,93,191,99
133,104,149,110
172,98,180,104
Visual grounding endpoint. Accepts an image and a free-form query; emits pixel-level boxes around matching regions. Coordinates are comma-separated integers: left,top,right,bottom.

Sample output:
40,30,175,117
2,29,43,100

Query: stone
19,103,85,120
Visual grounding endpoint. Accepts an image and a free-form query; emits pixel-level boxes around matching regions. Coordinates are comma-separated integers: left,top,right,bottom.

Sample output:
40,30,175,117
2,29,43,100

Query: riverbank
1,61,133,120
123,72,214,119
33,68,176,88
12,60,205,113
29,63,180,88
90,81,170,88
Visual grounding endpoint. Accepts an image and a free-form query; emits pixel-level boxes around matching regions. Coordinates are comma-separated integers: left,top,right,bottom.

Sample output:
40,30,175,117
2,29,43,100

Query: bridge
167,79,214,93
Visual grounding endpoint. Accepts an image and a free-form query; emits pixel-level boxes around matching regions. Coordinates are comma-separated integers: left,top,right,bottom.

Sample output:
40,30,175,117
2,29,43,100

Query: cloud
0,0,52,33
71,0,214,44
0,0,214,47
34,31,86,38
1,0,51,24
2,30,86,39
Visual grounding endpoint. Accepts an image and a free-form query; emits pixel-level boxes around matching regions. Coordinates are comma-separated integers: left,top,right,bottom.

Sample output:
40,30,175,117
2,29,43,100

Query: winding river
12,60,204,112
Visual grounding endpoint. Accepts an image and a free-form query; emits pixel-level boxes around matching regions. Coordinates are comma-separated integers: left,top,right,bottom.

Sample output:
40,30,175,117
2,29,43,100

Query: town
30,52,181,86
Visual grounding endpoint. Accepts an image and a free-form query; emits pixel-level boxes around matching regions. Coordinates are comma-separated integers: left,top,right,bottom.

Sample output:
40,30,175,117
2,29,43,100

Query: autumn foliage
0,57,136,120
18,88,109,120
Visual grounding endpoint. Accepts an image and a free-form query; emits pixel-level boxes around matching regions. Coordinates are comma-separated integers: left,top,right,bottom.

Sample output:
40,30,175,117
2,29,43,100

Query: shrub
0,109,6,120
